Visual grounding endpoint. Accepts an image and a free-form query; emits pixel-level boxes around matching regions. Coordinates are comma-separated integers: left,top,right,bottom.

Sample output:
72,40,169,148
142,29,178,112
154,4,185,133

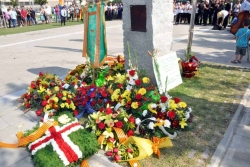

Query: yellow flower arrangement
115,73,126,84
178,102,187,108
169,100,177,110
60,103,65,108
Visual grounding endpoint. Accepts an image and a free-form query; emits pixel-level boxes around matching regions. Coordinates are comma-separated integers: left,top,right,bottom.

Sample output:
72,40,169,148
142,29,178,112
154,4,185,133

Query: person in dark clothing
15,8,22,27
198,0,205,25
195,2,201,25
223,0,231,28
203,0,210,25
118,3,123,20
30,8,37,25
209,0,216,25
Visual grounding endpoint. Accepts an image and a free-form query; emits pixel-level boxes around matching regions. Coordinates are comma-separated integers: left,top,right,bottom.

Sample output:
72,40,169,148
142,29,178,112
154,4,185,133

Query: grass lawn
0,21,83,36
121,63,250,167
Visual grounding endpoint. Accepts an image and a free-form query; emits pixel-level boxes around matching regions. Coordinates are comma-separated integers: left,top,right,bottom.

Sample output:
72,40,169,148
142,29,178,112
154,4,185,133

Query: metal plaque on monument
123,0,182,91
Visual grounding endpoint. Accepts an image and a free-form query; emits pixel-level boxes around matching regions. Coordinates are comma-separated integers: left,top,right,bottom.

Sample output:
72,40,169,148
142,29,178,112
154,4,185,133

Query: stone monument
123,0,182,92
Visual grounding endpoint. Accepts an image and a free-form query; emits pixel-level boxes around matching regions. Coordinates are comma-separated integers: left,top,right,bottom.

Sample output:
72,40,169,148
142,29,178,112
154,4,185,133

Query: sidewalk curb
210,85,250,167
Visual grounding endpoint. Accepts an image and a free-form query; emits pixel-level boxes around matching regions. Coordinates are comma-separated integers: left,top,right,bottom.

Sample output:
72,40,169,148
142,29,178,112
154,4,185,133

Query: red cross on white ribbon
28,121,83,166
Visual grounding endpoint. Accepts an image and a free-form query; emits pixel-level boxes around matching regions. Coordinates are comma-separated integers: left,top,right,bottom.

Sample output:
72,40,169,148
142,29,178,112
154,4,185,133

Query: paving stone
0,102,21,117
9,156,34,167
239,111,250,126
1,109,35,126
0,118,9,131
88,153,122,167
188,149,196,159
201,147,210,160
0,120,37,143
0,148,29,167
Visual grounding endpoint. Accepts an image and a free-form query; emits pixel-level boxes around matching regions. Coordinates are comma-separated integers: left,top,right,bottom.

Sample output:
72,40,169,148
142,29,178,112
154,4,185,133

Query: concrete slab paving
0,148,30,167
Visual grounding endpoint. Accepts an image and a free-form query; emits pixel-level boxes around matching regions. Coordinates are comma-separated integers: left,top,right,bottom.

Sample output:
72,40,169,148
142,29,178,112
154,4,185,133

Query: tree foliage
34,0,48,6
10,0,19,7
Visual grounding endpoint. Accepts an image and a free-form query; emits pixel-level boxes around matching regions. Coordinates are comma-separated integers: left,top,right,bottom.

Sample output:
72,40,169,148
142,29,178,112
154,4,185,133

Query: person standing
61,5,67,26
5,9,11,28
223,0,231,28
20,7,27,26
198,0,205,25
75,5,79,22
10,8,17,28
69,5,74,21
45,6,52,24
209,0,216,25
55,5,60,23
40,8,45,25
30,8,36,25
187,1,192,24
203,0,209,25
26,8,32,26
233,0,241,20
0,8,3,28
231,19,250,64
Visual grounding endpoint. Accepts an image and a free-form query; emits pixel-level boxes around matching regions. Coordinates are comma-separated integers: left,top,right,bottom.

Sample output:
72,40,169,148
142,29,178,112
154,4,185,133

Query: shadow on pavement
27,66,71,76
69,39,83,42
34,46,82,53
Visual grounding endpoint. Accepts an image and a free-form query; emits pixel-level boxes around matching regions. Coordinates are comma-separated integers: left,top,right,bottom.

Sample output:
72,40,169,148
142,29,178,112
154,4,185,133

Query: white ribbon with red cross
28,121,83,166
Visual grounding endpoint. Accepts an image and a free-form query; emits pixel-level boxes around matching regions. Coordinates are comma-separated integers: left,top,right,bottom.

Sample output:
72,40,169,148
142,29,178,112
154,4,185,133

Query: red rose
106,151,113,156
82,100,86,106
49,99,54,103
81,89,86,95
98,122,105,130
135,94,142,100
26,103,31,108
135,80,141,86
167,110,176,119
30,82,36,89
73,110,79,117
41,100,47,107
126,148,133,153
90,84,96,88
127,130,134,137
101,91,108,98
66,99,71,104
39,72,43,77
129,70,136,76
115,121,123,128
90,100,96,106
90,92,95,98
114,154,121,162
106,108,113,114
160,96,168,103
128,116,135,123
174,97,181,103
113,147,119,153
45,95,50,100
57,92,63,98
25,94,31,100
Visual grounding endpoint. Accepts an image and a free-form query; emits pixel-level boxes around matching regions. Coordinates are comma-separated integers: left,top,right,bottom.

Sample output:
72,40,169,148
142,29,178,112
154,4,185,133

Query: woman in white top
175,2,181,24
233,0,241,19
179,2,184,23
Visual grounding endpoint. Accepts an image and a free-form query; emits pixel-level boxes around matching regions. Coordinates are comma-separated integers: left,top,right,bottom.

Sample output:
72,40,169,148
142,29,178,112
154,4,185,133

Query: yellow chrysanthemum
53,97,59,103
54,86,59,92
131,102,139,109
68,94,72,99
60,103,65,108
111,94,119,102
142,77,150,84
65,103,70,109
62,97,67,101
122,90,131,98
62,91,67,97
138,88,147,95
179,102,187,108
106,75,114,81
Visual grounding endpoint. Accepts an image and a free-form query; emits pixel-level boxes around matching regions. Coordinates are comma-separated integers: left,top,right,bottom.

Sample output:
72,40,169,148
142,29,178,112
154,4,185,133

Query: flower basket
181,56,200,78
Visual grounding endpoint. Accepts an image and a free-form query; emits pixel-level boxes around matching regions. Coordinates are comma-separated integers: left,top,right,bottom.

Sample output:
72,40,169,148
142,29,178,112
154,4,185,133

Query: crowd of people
173,0,243,28
0,2,123,28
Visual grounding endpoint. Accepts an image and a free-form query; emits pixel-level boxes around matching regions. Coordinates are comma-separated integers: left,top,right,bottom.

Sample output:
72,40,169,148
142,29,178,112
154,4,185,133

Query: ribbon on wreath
98,127,173,167
0,120,57,148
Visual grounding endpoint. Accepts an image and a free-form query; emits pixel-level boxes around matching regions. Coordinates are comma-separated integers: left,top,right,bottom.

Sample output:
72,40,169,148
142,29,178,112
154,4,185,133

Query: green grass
0,21,83,36
120,63,250,167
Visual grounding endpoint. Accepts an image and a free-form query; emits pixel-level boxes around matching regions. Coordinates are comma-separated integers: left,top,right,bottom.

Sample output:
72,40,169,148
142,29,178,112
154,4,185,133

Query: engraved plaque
130,5,147,32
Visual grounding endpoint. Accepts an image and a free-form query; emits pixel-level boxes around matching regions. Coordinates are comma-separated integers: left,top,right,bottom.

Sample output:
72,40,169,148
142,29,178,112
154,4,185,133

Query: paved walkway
0,21,249,167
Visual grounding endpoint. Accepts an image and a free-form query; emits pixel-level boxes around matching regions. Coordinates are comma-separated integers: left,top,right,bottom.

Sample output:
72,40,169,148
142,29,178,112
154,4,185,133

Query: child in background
231,18,250,64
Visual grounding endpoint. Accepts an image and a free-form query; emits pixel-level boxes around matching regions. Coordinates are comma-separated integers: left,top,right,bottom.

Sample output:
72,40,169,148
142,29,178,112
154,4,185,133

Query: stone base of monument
180,56,200,78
